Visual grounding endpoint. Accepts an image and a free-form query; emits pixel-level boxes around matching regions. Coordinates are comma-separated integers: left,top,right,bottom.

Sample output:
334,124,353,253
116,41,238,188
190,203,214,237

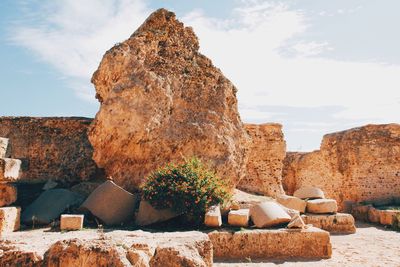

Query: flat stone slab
0,158,22,182
0,207,20,235
60,214,84,231
208,227,332,260
228,209,249,227
302,213,356,234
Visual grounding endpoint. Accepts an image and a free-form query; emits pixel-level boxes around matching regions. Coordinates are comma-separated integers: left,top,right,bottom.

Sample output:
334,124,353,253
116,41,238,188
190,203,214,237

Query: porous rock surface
89,8,248,191
237,123,286,197
0,117,100,184
283,124,400,210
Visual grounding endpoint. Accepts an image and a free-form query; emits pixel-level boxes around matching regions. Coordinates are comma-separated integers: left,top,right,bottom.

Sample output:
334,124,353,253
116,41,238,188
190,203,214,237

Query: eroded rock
0,184,17,207
0,207,20,234
250,201,291,228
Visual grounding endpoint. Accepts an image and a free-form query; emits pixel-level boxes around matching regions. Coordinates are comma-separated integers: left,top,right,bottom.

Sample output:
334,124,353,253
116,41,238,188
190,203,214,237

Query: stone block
302,213,356,234
0,137,9,158
277,195,307,213
228,209,249,227
80,181,138,225
208,227,332,260
0,184,17,207
135,200,178,226
204,205,222,227
294,186,325,200
250,201,291,228
60,214,84,231
0,158,22,182
351,204,372,222
367,207,381,223
380,210,400,226
307,199,338,214
0,207,20,234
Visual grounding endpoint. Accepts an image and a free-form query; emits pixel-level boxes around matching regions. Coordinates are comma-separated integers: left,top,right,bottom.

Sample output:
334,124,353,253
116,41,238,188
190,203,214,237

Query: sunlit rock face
282,124,400,211
89,9,249,191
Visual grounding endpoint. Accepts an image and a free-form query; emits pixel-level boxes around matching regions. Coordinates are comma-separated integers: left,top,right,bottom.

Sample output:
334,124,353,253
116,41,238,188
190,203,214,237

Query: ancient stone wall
238,123,286,197
282,124,400,211
0,117,101,184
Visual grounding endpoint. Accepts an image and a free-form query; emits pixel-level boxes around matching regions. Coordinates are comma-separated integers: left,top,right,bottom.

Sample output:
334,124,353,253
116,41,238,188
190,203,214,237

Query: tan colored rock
231,189,273,209
135,200,178,226
367,207,381,223
351,204,372,222
238,123,286,197
60,214,84,231
294,186,325,200
228,209,249,227
302,213,356,234
0,207,20,235
88,8,249,192
80,181,138,225
277,195,307,213
0,158,21,182
250,201,291,228
380,210,400,225
0,184,17,207
0,117,101,184
0,137,9,158
307,199,338,214
208,227,332,260
283,124,400,211
287,213,306,229
204,205,222,228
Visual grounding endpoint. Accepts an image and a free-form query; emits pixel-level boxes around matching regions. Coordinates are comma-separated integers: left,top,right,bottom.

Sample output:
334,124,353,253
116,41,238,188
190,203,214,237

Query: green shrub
141,157,231,223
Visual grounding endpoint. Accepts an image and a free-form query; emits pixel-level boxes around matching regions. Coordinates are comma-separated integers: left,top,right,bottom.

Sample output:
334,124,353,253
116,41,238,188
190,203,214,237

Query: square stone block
306,199,338,214
380,210,400,226
0,184,17,207
0,206,21,235
0,158,22,182
0,137,9,158
60,214,84,231
277,195,307,213
204,205,222,227
228,209,249,227
302,213,356,234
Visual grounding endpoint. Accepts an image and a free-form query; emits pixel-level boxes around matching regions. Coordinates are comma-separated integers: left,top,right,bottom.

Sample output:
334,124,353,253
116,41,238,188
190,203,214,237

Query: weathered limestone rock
135,200,178,226
238,123,285,197
0,137,9,158
283,124,400,211
0,117,100,184
287,213,306,229
293,186,325,200
367,207,382,223
351,204,372,222
0,158,21,182
0,184,17,207
380,210,400,226
208,227,332,260
60,214,84,231
228,209,249,227
0,207,20,234
88,9,248,192
21,189,84,225
277,195,307,213
250,201,291,228
230,189,273,209
302,213,356,234
80,181,138,225
204,205,222,227
307,199,338,214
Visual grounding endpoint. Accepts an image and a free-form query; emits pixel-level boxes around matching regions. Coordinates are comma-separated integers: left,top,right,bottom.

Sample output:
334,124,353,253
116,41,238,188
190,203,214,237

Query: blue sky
1,0,399,151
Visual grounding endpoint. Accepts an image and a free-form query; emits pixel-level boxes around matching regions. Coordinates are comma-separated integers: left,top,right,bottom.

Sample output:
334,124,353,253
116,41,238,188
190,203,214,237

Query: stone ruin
0,7,399,266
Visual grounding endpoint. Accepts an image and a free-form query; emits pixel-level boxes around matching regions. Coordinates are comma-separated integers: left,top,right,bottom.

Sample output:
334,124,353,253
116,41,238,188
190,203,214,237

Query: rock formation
237,123,286,197
89,9,248,191
282,124,400,210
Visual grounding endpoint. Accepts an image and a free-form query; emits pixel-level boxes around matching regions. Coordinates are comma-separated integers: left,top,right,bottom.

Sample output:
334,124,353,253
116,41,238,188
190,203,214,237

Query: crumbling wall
238,123,286,197
0,117,101,184
282,124,400,210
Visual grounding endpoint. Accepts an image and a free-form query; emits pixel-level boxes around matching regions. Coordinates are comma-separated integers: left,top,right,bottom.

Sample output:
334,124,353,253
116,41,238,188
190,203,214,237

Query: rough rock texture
282,124,400,211
60,215,84,231
208,227,332,260
302,213,356,234
237,123,286,197
277,195,307,213
0,158,22,182
0,207,20,235
227,209,249,227
250,201,291,228
306,199,338,214
0,229,212,267
0,117,101,184
89,9,248,191
0,137,9,158
0,184,17,207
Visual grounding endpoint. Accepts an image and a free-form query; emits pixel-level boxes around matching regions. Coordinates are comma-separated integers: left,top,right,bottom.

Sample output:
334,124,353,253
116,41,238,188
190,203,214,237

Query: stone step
302,213,356,234
0,184,17,207
0,158,22,182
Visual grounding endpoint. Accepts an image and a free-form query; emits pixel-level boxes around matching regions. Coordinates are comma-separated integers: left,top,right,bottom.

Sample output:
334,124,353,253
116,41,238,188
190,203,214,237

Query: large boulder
88,8,248,191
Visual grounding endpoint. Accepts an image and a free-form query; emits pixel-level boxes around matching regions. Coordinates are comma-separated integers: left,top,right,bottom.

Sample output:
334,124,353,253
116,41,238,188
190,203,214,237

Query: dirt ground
215,222,400,267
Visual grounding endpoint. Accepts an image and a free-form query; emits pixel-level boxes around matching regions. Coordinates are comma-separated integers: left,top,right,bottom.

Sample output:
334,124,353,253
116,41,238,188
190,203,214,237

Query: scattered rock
302,213,356,234
379,210,400,226
277,195,307,213
204,205,222,228
0,158,21,182
0,184,17,207
287,213,306,229
0,207,20,235
80,181,138,225
293,186,325,200
0,137,9,158
250,201,291,228
60,214,84,231
135,200,178,226
21,189,84,225
228,209,249,227
230,189,273,209
367,207,381,223
351,204,372,222
307,199,338,214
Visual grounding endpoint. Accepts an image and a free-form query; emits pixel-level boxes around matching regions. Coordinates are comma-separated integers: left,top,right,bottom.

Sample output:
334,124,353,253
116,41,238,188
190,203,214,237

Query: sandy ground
215,222,400,267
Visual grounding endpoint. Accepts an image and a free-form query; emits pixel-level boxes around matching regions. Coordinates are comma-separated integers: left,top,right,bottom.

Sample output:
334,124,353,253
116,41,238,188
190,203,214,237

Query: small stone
135,200,178,226
60,214,84,231
228,209,249,227
0,207,20,234
0,137,9,158
0,184,17,207
294,186,325,200
380,210,400,225
277,195,307,213
0,158,22,182
250,202,291,228
204,205,222,227
307,199,338,214
287,213,306,229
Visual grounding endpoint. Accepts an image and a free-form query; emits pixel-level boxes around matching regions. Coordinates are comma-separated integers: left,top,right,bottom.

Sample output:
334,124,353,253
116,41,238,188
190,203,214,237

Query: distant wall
238,123,286,197
0,117,102,184
282,124,400,210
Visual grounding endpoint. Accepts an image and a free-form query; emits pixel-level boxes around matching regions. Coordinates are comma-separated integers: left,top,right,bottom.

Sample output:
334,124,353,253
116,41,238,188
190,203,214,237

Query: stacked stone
0,137,21,235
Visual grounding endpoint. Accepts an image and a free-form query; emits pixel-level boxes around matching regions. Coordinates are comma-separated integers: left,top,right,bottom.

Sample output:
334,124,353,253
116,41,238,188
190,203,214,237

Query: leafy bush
141,157,231,223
